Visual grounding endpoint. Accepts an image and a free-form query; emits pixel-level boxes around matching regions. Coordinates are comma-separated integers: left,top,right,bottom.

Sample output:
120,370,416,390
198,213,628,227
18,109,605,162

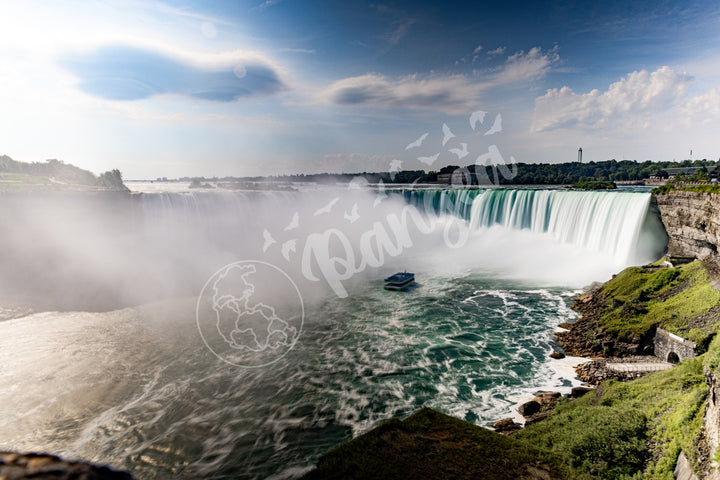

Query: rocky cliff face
705,368,720,480
654,191,720,259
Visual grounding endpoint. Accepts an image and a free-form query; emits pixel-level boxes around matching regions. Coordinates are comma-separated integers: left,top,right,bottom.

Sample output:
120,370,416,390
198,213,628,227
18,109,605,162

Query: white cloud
683,86,720,122
473,45,483,54
532,66,693,132
494,46,560,84
487,46,506,56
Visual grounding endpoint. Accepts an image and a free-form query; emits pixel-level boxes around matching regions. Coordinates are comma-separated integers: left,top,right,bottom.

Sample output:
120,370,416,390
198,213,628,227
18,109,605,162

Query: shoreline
504,353,592,426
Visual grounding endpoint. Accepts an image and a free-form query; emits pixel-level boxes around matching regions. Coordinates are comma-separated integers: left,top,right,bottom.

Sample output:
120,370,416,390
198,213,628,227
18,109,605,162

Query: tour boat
383,271,415,290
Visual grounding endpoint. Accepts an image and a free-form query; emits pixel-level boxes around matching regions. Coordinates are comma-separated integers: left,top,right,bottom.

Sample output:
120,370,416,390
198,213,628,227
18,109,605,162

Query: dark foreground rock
519,392,562,425
491,418,522,435
0,452,133,480
301,407,571,480
570,386,594,398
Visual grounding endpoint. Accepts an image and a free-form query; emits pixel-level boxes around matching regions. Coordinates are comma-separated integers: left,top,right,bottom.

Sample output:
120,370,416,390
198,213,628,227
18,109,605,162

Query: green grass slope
515,357,707,479
301,407,579,480
597,261,720,348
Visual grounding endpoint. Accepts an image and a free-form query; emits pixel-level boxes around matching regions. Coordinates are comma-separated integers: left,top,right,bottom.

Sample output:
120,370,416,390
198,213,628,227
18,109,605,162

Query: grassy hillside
0,155,127,192
596,260,720,348
515,356,707,479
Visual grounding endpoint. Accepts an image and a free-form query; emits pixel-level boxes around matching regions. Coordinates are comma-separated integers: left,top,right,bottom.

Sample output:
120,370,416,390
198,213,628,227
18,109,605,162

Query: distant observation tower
578,147,583,163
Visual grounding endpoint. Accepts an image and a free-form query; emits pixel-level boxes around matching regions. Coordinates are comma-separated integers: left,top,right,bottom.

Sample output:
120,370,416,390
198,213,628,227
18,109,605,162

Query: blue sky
1,0,720,178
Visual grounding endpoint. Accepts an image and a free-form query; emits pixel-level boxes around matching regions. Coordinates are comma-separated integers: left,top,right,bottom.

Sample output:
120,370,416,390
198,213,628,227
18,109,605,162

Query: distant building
437,172,471,185
649,166,718,181
578,147,583,163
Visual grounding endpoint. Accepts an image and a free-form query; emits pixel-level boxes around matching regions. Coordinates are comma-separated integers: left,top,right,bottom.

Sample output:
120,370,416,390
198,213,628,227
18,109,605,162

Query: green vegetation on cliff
0,155,128,192
596,261,720,348
571,180,617,190
653,183,720,195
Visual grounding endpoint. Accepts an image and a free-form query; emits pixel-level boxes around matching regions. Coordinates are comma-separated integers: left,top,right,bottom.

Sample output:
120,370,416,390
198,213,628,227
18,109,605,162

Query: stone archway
667,351,680,364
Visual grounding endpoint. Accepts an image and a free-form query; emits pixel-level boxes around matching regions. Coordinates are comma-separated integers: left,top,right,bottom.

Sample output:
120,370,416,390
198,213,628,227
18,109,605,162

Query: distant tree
690,167,709,182
97,169,129,191
439,165,460,174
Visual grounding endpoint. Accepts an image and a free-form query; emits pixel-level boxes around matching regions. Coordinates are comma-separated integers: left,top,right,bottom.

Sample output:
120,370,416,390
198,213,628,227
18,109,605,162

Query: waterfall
466,189,665,263
395,188,483,219
391,187,667,265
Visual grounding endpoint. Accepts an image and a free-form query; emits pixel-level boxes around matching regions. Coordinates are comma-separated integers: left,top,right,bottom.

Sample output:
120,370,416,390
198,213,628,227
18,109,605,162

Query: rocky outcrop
556,287,655,358
0,452,133,479
676,451,701,480
518,392,562,425
704,368,720,480
654,191,720,259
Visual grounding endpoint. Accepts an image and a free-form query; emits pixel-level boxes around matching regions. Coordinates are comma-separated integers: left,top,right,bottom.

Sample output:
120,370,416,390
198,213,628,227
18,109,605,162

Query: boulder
518,400,541,417
571,386,595,398
491,418,521,435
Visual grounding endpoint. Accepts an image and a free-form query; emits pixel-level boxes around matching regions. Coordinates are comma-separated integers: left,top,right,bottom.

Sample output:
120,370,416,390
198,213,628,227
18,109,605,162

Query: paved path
606,360,673,373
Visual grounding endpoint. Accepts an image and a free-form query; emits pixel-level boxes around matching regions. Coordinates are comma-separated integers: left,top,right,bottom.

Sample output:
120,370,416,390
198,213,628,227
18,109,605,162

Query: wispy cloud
532,66,693,132
487,46,506,56
139,0,234,26
372,4,416,47
281,48,317,54
494,46,559,84
62,44,287,102
254,0,283,11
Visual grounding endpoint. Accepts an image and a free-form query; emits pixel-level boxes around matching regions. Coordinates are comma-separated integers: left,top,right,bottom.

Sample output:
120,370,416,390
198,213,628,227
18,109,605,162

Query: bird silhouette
484,114,502,136
262,229,276,252
449,143,469,159
283,212,299,231
281,239,296,261
442,123,455,146
314,197,340,216
418,153,440,165
405,132,429,150
469,110,487,130
344,203,360,223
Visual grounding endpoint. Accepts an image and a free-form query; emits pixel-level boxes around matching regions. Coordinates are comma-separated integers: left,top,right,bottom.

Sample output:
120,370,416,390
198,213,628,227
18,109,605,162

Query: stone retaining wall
655,327,696,363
